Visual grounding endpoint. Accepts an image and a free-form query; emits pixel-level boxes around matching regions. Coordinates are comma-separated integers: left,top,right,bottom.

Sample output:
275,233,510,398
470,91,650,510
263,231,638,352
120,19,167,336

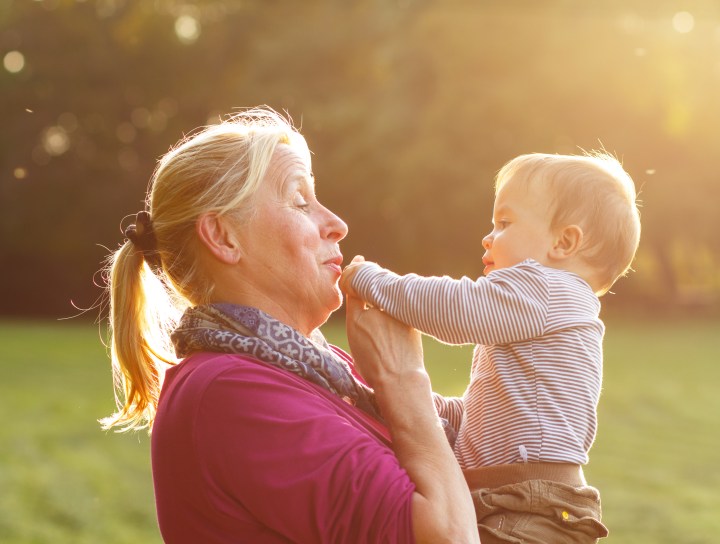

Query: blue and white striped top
352,259,604,468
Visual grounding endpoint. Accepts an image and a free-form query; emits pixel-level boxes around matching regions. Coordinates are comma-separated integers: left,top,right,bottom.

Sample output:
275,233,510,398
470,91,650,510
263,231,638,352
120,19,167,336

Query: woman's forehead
267,145,313,190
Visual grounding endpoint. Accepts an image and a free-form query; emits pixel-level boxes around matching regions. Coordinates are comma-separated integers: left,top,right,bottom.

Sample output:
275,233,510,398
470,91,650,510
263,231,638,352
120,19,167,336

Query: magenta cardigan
151,349,416,543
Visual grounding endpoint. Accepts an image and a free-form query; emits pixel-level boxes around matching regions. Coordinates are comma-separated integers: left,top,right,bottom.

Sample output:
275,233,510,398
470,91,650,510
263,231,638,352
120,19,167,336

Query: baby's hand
340,255,367,297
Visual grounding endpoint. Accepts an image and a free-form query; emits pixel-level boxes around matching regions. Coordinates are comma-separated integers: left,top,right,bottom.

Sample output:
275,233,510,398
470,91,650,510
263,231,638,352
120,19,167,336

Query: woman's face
234,144,348,335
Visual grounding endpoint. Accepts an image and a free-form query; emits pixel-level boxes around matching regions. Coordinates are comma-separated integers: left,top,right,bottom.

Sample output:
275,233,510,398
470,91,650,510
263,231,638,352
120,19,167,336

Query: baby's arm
346,261,550,346
433,392,464,434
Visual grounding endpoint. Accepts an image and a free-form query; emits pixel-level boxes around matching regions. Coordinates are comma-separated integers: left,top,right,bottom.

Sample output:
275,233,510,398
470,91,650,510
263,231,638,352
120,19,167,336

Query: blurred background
1,0,719,318
1,1,719,543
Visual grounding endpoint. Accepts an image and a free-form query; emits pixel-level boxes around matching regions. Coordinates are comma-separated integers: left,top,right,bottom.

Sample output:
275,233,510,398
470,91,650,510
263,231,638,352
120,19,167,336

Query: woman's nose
323,207,349,242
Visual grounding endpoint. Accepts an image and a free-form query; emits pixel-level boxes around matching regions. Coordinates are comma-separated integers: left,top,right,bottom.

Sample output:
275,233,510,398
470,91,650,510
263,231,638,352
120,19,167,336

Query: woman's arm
345,295,479,544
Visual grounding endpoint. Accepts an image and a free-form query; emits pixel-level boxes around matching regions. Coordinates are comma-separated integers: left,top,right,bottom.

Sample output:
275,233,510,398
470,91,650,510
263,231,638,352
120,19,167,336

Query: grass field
0,316,718,543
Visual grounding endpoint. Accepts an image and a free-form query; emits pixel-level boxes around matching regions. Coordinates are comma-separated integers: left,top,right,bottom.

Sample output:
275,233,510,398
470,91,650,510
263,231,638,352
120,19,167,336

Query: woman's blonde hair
495,152,641,295
101,107,307,432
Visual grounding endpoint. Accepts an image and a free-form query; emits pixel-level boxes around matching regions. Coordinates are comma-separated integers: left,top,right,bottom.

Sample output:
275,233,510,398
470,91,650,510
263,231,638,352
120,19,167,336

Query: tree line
1,0,718,317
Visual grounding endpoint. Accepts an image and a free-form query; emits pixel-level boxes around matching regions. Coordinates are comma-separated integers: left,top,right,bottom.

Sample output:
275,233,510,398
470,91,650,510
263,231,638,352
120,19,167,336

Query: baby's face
481,177,557,275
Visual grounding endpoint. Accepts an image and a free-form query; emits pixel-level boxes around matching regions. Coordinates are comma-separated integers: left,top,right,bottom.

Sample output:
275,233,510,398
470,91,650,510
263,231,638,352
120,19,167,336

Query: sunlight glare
672,12,695,34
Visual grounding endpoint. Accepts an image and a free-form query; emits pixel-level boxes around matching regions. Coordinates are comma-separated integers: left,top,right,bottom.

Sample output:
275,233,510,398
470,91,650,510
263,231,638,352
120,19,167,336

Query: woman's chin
323,287,345,315
330,289,344,313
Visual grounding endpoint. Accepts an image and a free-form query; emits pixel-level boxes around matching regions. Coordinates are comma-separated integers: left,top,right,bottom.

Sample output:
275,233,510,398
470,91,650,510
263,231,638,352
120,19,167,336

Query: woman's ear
196,213,243,264
550,225,583,260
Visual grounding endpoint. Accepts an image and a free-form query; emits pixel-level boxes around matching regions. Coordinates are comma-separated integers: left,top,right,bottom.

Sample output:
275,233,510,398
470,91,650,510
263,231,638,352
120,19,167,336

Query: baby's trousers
465,463,608,544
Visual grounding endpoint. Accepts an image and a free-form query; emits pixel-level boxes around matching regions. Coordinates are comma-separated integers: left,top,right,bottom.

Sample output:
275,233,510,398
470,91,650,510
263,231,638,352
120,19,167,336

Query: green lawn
0,317,717,543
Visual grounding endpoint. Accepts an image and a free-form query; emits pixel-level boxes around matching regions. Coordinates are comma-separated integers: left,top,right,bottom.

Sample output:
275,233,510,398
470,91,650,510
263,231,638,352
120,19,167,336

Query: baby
341,152,641,543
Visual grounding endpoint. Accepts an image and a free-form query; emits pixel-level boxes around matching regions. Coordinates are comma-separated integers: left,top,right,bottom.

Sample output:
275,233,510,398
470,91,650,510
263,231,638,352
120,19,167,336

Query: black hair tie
125,211,162,270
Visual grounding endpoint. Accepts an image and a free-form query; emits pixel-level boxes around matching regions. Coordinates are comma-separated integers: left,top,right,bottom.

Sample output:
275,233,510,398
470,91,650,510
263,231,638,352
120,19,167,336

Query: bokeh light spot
3,51,25,73
42,126,70,156
673,12,694,34
14,167,28,179
175,15,200,44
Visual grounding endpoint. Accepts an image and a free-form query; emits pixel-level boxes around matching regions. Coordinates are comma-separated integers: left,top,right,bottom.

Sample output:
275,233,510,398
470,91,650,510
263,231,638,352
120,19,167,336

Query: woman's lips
324,255,343,275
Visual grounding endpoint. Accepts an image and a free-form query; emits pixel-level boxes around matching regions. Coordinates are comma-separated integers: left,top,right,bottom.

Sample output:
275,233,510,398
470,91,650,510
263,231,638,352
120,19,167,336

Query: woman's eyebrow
279,176,300,196
305,171,316,190
280,172,314,198
295,172,315,191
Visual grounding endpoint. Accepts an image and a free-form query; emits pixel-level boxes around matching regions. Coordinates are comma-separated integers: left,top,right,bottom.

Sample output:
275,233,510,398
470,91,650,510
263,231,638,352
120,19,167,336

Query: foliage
1,0,719,316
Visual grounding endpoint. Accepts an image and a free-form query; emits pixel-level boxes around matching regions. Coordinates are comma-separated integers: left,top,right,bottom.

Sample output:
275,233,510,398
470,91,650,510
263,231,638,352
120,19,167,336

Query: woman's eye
293,193,309,209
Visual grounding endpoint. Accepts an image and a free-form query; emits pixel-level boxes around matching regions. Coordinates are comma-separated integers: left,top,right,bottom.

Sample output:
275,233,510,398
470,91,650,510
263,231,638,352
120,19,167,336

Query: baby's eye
494,220,509,230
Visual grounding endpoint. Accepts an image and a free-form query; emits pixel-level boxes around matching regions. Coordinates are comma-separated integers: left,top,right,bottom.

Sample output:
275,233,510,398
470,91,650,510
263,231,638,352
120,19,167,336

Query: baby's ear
550,225,583,260
196,212,243,264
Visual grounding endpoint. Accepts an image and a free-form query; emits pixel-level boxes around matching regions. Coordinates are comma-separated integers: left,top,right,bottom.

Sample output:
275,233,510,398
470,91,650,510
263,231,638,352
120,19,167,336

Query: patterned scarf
171,303,382,421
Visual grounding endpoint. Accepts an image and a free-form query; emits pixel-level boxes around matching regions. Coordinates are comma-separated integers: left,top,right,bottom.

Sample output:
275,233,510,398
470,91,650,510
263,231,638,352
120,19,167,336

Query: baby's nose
482,233,492,250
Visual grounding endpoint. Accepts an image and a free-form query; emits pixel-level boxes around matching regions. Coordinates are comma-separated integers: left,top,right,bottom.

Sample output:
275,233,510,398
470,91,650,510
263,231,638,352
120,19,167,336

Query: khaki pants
465,463,608,544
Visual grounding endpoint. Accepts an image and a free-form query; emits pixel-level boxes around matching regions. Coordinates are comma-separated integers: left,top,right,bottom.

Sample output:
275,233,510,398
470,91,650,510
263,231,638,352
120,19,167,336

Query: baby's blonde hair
101,107,306,432
495,152,641,295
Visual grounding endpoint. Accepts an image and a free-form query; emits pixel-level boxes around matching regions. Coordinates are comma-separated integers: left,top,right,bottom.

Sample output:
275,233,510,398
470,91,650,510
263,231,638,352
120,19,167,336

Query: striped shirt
352,259,604,468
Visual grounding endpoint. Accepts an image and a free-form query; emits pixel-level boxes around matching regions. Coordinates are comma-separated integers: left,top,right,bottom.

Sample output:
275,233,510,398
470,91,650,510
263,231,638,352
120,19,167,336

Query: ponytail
100,241,181,432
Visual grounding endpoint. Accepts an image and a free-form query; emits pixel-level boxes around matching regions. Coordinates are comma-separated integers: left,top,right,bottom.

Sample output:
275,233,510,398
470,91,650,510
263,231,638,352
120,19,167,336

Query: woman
102,108,478,543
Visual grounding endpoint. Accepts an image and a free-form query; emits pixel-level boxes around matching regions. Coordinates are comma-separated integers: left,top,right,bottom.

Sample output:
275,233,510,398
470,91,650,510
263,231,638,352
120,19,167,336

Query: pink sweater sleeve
191,357,416,543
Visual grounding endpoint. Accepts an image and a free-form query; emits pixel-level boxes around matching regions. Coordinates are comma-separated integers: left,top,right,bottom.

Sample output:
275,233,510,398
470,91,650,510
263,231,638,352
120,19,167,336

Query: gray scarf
171,303,382,421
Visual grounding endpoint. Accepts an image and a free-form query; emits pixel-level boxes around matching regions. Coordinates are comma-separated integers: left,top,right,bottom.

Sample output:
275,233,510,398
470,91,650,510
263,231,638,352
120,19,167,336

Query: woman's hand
339,255,368,299
344,293,425,389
